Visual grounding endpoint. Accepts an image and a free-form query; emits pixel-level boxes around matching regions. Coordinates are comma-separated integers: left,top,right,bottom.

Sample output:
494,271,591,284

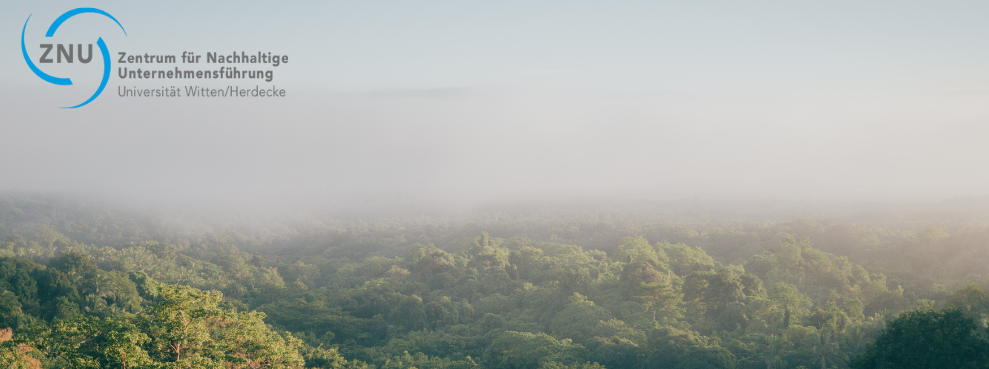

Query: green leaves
851,308,989,369
20,276,307,369
43,316,152,369
645,326,737,369
137,280,306,368
946,284,989,327
806,329,846,369
483,331,587,369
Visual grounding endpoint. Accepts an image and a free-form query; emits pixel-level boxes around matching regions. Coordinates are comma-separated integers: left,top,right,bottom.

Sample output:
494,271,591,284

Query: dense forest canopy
0,193,988,368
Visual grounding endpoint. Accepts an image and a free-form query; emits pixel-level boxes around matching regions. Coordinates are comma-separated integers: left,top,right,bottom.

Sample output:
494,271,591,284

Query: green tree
768,283,811,328
549,293,612,344
645,326,737,369
946,284,989,327
135,274,306,368
539,361,605,369
298,344,348,369
807,329,846,369
0,328,41,369
760,334,789,369
483,331,586,369
851,309,989,369
42,316,152,369
636,282,684,322
807,303,849,333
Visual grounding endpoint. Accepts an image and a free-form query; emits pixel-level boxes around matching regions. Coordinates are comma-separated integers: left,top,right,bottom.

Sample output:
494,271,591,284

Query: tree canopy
0,194,988,368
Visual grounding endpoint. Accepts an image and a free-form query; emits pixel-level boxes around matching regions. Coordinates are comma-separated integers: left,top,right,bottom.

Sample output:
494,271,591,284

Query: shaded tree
851,309,989,369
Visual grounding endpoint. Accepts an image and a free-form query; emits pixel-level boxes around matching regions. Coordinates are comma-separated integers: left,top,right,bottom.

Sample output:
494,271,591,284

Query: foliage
1,195,988,368
851,308,989,369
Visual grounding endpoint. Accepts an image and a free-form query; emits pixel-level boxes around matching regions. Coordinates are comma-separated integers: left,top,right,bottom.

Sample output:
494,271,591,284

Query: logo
21,8,126,108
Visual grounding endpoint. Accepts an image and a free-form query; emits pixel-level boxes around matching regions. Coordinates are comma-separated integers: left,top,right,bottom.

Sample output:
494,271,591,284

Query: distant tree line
0,194,986,368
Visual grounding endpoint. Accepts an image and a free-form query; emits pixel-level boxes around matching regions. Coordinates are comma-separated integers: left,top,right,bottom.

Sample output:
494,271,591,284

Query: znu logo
21,8,126,108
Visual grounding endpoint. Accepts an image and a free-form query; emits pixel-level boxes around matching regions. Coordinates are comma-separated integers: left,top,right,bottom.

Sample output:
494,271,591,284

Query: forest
0,193,988,368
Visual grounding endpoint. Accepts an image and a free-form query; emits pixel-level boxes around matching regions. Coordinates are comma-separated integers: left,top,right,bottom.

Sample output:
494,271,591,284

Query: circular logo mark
21,8,126,108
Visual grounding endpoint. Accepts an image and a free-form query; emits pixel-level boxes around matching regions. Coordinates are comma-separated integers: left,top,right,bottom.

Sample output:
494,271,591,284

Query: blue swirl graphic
46,8,126,37
21,15,71,86
65,38,111,109
21,8,126,108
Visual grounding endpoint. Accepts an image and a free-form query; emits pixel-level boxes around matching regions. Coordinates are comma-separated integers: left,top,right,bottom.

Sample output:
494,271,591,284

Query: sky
1,1,988,208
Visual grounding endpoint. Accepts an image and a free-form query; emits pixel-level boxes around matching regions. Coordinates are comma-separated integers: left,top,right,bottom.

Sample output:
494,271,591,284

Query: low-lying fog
2,2,988,211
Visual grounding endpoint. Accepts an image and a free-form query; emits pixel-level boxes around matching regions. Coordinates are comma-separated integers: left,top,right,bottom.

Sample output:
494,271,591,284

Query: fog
2,1,989,212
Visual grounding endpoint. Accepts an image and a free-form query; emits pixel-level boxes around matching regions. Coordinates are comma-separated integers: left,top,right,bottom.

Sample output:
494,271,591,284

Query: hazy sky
2,1,988,206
